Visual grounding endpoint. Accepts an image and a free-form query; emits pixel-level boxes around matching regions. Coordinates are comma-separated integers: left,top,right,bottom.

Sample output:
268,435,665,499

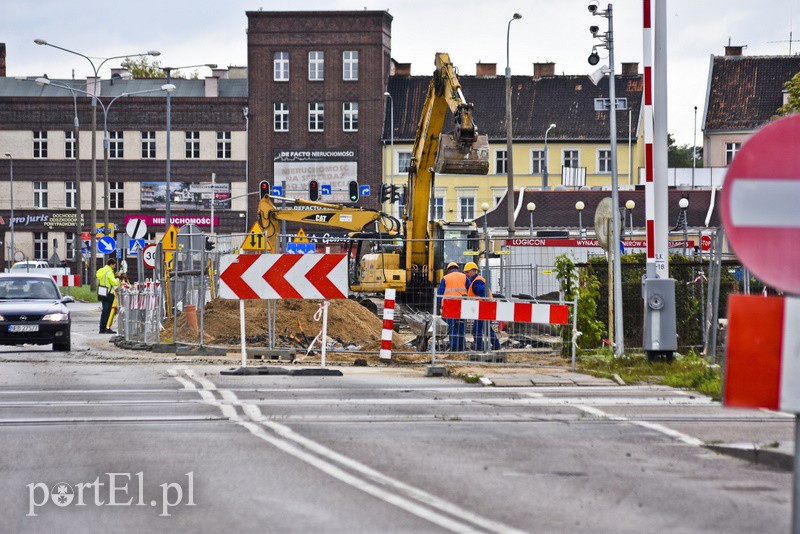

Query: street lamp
625,199,635,240
692,105,698,190
679,197,689,256
575,200,585,236
34,39,160,290
506,12,522,236
3,153,13,267
481,202,491,285
526,202,536,236
543,123,556,188
384,92,394,215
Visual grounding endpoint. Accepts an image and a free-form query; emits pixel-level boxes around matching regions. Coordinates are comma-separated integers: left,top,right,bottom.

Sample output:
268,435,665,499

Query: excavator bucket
433,133,490,175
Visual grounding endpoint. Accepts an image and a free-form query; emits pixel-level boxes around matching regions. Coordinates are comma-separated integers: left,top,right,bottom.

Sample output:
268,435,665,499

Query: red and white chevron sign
219,254,348,300
441,298,569,325
52,275,81,287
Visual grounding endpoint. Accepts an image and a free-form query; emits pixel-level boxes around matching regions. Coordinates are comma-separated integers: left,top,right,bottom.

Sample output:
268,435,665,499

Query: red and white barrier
52,275,81,287
380,289,396,360
642,0,656,268
725,295,800,412
441,298,569,325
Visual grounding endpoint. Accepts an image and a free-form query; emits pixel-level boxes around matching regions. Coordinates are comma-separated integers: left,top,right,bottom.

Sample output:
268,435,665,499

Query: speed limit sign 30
142,244,158,269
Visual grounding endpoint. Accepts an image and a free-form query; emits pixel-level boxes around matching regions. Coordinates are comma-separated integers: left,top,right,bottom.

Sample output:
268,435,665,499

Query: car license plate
9,325,39,333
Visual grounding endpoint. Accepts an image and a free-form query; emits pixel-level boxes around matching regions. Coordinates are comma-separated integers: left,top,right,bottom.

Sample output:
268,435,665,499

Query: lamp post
692,105,698,190
34,39,159,290
243,106,249,232
3,153,13,267
527,202,536,236
481,202,491,286
506,13,522,236
384,92,394,216
575,200,585,236
543,123,556,188
679,197,689,256
625,199,635,240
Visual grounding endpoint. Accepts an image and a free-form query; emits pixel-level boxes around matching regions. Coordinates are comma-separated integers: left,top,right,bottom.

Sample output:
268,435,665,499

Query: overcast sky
2,0,798,145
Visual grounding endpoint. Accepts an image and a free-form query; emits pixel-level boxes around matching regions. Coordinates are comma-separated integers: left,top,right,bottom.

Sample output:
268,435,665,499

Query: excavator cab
431,222,481,284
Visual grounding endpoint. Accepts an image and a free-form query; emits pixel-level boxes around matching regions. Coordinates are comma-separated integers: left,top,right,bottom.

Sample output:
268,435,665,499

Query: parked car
9,260,70,278
0,274,73,351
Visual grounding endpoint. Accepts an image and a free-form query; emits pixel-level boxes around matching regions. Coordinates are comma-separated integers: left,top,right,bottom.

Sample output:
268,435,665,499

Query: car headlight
42,313,69,322
0,315,5,321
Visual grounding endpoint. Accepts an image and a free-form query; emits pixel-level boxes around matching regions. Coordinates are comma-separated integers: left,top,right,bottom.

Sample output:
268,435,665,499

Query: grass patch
579,350,722,400
455,373,482,384
61,285,99,303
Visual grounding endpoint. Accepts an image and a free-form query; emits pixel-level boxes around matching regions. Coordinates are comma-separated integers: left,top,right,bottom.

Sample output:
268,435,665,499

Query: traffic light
348,180,359,202
259,180,270,199
205,237,215,251
390,184,401,203
309,180,319,201
380,183,391,203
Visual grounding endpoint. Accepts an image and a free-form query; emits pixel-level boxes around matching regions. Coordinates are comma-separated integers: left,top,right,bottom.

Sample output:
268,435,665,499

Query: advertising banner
274,150,357,203
141,182,231,210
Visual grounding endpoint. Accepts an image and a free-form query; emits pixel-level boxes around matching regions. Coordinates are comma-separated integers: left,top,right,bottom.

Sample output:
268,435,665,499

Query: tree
667,133,702,168
121,57,199,79
776,71,800,116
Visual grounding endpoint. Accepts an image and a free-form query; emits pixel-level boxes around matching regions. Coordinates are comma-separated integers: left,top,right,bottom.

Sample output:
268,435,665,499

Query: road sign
321,184,332,196
701,234,712,252
13,251,25,262
80,232,92,241
142,244,157,269
721,114,800,294
293,228,310,243
163,251,175,271
359,184,371,197
161,225,178,252
272,185,283,197
128,239,146,255
125,218,148,240
95,223,116,235
97,236,117,254
286,242,317,254
218,253,348,300
241,222,266,252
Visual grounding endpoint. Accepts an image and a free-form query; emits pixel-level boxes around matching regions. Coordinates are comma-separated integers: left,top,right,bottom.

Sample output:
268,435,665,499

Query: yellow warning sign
163,251,175,271
293,228,309,243
161,225,178,251
241,222,266,252
95,223,116,235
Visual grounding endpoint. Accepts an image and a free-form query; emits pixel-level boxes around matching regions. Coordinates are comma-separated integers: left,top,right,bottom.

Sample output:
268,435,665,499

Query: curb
220,366,343,377
704,443,793,471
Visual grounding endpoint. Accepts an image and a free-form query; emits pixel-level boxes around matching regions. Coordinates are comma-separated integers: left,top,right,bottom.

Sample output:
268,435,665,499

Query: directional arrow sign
321,184,332,196
218,253,348,300
97,236,117,254
241,222,266,252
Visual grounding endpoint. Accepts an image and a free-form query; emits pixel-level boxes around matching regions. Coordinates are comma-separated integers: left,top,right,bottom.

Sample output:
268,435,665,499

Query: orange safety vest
442,271,468,297
467,275,492,298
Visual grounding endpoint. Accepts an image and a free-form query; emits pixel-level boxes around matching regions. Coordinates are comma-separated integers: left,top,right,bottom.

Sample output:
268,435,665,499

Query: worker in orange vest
437,262,468,351
465,262,501,352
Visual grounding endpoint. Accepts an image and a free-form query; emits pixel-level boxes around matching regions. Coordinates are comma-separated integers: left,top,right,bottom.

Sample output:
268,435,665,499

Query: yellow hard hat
446,262,459,271
464,262,479,272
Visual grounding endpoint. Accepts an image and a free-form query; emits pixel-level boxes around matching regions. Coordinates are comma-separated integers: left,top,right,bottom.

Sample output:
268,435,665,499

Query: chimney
621,62,639,75
212,68,228,79
87,76,101,97
205,76,219,98
533,62,555,79
392,61,411,76
476,62,497,76
725,45,744,56
0,43,6,77
227,66,247,79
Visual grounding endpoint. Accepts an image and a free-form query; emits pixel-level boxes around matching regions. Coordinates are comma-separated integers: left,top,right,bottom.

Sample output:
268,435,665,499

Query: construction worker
96,258,119,334
465,262,501,352
437,262,468,351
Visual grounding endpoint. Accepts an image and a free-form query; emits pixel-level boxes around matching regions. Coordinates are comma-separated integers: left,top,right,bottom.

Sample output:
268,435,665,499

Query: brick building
246,10,392,213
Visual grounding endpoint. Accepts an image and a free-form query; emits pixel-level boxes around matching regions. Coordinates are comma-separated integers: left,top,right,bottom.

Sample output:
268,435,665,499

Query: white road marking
577,405,705,446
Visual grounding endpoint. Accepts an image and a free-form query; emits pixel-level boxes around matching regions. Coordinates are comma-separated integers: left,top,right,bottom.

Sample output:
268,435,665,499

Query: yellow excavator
256,52,490,304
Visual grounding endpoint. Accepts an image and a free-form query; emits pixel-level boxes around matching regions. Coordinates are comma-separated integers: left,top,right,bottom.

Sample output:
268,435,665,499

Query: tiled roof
0,77,247,98
383,73,643,142
476,189,720,230
704,55,800,132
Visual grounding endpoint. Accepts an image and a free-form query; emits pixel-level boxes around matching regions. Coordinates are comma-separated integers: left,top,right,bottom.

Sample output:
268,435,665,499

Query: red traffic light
259,180,270,199
309,180,319,201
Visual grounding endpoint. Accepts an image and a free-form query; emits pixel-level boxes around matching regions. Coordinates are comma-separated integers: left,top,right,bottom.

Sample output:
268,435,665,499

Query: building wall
704,131,751,168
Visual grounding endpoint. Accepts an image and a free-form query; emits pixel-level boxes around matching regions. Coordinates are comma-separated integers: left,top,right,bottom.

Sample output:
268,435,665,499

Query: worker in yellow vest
96,258,119,334
465,262,500,352
437,262,468,351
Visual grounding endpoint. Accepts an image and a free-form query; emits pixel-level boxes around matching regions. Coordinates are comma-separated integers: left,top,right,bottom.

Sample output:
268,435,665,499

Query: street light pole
527,202,536,236
3,153,13,266
576,200,585,236
679,197,689,257
34,39,159,290
625,199,635,240
692,105,698,190
506,13,522,236
384,92,394,216
543,123,556,189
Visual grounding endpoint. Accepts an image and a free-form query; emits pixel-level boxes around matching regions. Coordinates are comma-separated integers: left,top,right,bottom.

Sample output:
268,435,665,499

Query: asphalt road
0,302,793,533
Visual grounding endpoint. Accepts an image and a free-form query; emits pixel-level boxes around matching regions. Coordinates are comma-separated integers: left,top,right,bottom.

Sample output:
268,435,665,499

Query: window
308,103,324,132
496,150,507,174
343,102,358,132
274,51,289,81
597,149,612,173
308,51,324,81
725,142,742,165
274,103,289,132
432,197,445,221
65,232,76,260
492,188,505,207
65,131,76,159
109,182,124,209
109,131,124,159
343,51,358,80
185,131,200,158
33,131,48,159
65,181,76,209
34,232,48,260
216,131,231,159
563,150,579,168
141,131,156,158
531,150,545,174
34,182,48,208
459,196,475,221
397,152,412,174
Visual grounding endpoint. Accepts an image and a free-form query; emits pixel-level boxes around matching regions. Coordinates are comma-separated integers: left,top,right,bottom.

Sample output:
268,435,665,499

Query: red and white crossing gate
441,298,570,325
218,254,348,300
380,289,396,360
52,275,80,287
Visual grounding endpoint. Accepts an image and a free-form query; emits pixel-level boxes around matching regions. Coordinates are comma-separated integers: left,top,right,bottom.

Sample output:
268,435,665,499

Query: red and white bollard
380,289,396,360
